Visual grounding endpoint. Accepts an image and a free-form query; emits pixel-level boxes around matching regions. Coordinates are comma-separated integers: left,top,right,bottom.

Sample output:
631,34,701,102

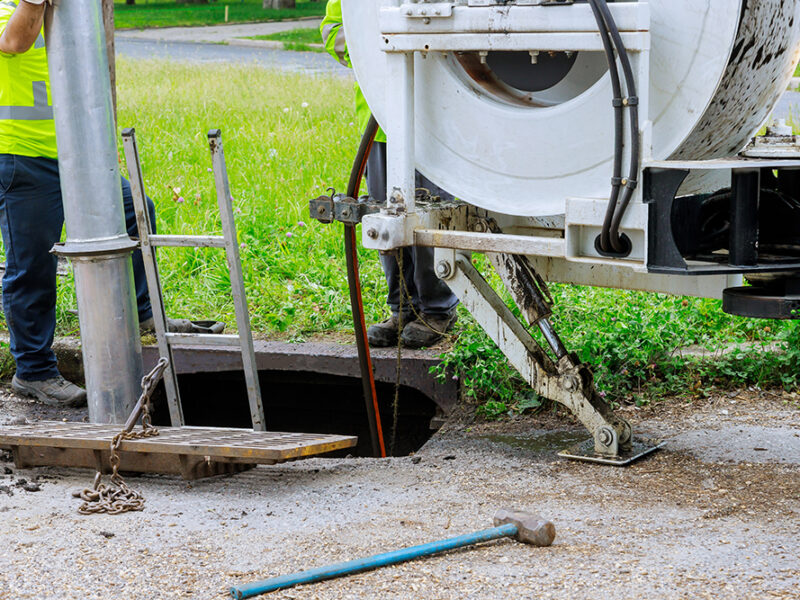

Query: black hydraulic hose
344,115,386,458
595,0,640,254
589,0,640,254
587,0,624,254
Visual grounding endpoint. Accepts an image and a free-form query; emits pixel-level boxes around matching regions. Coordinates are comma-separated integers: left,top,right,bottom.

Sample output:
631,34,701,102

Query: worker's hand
21,0,52,6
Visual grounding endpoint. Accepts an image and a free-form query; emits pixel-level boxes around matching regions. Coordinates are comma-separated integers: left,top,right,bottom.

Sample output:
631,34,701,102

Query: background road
116,38,349,76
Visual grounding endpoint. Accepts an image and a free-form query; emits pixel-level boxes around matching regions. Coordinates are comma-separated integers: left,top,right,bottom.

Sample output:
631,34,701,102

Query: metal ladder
121,128,265,431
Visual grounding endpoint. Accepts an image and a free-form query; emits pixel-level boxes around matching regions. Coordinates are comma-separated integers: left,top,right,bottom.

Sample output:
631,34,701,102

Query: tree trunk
263,0,296,9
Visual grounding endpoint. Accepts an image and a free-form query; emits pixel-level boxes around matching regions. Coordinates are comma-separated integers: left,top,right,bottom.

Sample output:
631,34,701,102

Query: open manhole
144,342,458,457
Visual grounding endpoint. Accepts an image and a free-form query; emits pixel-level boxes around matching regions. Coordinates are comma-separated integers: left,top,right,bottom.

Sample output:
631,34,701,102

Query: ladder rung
165,333,242,347
149,234,226,249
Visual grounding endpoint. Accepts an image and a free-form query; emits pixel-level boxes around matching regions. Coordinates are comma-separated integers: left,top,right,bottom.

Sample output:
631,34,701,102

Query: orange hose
345,116,386,458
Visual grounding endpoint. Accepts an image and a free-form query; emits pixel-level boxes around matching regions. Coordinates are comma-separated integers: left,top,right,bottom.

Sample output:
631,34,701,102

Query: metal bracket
435,248,662,464
400,2,453,18
644,161,800,276
309,193,383,226
467,1,573,8
309,194,335,224
742,119,800,159
334,194,381,225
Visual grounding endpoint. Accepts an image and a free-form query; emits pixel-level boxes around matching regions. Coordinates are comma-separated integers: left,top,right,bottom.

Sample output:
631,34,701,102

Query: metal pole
45,0,143,424
385,51,416,214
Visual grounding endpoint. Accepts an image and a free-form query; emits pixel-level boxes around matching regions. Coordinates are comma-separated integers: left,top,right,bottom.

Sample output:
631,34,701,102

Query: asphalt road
115,38,350,77
772,90,800,122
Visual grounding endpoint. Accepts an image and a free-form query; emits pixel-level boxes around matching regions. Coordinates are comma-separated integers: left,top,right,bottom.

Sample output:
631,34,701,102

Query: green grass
244,26,323,51
0,60,369,343
246,27,320,43
2,58,797,409
114,0,325,30
112,59,376,335
436,277,799,413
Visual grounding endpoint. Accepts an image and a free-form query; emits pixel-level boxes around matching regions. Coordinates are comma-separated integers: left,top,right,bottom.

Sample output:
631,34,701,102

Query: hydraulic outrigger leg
433,247,664,465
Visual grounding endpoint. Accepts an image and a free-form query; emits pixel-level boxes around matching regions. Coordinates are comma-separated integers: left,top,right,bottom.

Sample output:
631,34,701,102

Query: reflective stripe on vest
321,22,348,67
0,80,52,120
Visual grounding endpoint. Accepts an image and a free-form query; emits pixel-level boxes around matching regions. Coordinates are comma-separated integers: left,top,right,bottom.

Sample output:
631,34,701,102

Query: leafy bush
437,276,798,419
435,312,525,407
476,400,508,421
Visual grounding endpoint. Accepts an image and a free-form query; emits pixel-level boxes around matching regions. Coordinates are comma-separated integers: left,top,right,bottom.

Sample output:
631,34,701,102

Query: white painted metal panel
343,1,800,217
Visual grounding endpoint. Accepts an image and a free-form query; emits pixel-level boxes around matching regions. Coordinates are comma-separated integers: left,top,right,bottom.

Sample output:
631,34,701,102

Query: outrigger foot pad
558,437,666,466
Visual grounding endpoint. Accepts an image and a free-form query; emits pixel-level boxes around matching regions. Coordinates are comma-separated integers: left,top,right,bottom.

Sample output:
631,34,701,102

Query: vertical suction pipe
45,0,143,423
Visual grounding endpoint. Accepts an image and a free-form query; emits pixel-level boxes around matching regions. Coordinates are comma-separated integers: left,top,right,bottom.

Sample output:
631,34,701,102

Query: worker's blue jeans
0,154,155,381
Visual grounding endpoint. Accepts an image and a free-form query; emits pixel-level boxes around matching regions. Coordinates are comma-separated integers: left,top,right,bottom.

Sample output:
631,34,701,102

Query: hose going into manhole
345,115,386,458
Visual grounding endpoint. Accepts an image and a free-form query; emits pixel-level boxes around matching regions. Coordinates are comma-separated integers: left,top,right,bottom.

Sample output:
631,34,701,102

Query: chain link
390,250,405,456
388,189,453,453
78,358,169,516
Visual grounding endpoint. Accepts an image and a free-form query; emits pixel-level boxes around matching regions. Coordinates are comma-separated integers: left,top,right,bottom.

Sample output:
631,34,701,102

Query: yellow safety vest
321,0,386,143
0,0,57,159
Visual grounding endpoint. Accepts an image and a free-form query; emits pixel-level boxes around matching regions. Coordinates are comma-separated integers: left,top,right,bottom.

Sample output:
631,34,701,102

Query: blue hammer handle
230,522,518,599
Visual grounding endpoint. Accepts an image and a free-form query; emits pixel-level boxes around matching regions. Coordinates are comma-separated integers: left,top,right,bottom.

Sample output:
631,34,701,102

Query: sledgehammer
230,509,555,599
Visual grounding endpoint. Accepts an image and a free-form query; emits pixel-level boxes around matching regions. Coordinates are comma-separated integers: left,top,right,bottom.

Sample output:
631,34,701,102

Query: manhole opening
150,370,439,457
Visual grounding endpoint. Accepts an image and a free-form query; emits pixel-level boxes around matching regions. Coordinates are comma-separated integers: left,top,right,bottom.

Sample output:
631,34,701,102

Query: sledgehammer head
493,509,556,547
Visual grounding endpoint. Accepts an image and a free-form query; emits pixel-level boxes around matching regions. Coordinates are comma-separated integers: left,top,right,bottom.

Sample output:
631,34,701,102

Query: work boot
367,314,415,347
11,375,87,408
400,312,457,349
140,317,225,335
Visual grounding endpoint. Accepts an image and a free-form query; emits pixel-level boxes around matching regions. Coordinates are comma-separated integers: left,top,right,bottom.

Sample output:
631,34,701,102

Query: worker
0,0,157,407
321,1,459,349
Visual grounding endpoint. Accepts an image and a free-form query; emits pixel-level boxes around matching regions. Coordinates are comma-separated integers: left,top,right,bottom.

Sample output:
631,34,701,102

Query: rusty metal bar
149,235,227,249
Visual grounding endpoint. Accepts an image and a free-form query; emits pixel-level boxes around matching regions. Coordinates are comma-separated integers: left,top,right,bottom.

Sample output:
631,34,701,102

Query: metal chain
78,358,169,515
391,249,404,456
388,188,451,452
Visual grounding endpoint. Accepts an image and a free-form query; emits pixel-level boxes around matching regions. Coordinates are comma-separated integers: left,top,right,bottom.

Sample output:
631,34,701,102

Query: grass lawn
1,59,796,407
244,26,323,51
114,0,325,30
112,59,373,336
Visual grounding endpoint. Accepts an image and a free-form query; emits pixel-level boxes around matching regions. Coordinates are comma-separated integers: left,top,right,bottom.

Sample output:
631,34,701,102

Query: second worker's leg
400,246,459,349
121,176,156,324
399,166,460,349
368,248,417,347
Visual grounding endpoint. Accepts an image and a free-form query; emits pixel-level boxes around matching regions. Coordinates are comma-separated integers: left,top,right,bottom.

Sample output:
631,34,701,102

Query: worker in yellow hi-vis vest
321,1,459,349
0,0,158,406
